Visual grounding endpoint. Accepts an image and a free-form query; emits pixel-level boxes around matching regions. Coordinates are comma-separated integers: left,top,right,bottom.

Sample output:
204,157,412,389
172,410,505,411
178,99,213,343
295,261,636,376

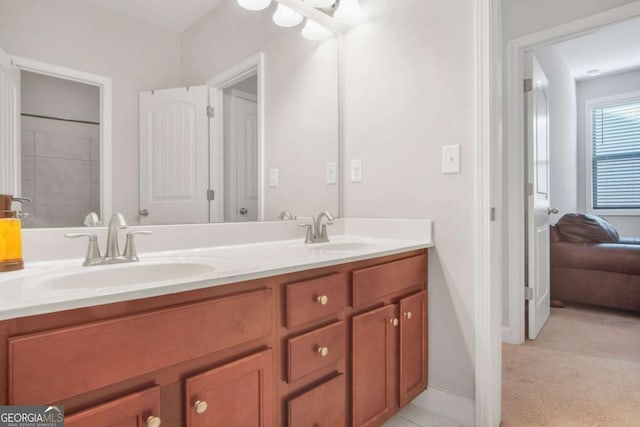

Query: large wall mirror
0,0,339,227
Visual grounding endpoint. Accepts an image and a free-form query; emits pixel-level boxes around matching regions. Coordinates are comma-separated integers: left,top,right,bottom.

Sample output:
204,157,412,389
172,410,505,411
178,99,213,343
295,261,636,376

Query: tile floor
383,404,461,427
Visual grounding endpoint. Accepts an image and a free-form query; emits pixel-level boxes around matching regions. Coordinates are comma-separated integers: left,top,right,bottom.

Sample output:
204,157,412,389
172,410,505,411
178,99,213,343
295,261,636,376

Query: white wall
501,0,639,331
180,0,339,221
342,0,475,400
577,68,640,236
0,0,182,224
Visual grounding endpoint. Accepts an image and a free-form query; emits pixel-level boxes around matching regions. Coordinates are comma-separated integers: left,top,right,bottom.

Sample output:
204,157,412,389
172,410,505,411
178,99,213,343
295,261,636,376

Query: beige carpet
502,304,640,427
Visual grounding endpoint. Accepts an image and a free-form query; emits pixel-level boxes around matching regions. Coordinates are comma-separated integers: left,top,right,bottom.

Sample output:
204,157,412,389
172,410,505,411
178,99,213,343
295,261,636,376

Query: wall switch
351,159,363,183
269,168,279,187
442,145,461,174
326,162,337,185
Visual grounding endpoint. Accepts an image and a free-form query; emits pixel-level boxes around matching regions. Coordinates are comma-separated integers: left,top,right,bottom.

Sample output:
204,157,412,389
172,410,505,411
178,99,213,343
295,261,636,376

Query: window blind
591,100,640,210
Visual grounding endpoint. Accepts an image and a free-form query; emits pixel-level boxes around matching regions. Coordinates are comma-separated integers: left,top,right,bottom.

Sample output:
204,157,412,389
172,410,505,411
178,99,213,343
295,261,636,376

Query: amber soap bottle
0,194,29,272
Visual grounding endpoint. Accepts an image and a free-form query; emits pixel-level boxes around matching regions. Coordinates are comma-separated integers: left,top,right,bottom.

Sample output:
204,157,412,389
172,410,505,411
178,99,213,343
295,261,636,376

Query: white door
0,47,21,196
139,86,211,224
525,54,553,339
230,90,258,222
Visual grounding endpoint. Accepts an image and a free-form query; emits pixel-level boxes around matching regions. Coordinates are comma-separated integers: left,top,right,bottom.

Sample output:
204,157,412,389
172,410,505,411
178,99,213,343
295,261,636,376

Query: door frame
8,56,113,222
228,89,258,222
503,1,640,346
207,53,265,222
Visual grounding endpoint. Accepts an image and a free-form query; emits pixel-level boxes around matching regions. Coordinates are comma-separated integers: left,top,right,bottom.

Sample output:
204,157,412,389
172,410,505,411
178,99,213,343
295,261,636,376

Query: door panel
65,387,161,427
525,54,551,339
230,90,258,222
0,46,21,196
399,291,428,407
352,304,397,427
186,349,273,427
139,86,210,224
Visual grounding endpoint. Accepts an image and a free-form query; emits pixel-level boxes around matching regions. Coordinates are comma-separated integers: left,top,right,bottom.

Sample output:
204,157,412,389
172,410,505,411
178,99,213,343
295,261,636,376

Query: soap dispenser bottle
0,194,30,272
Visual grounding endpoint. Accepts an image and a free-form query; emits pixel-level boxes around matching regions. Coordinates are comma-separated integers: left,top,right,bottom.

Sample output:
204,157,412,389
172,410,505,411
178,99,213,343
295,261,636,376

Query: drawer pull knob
316,295,329,305
195,400,208,415
317,346,329,357
390,318,399,326
404,312,413,320
147,416,162,427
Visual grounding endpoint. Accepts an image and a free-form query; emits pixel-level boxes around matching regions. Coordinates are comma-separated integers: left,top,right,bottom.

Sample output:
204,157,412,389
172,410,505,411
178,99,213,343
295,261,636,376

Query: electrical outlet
351,159,363,183
269,168,279,187
326,162,337,185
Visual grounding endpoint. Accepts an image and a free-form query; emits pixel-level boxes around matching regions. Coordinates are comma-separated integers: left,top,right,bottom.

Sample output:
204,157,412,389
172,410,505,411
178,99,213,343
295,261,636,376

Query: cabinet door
352,305,397,427
399,291,428,407
288,374,346,427
65,387,161,427
186,349,274,427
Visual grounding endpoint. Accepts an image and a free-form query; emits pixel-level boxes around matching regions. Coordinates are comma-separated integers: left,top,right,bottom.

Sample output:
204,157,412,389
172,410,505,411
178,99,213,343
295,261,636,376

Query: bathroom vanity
0,229,431,427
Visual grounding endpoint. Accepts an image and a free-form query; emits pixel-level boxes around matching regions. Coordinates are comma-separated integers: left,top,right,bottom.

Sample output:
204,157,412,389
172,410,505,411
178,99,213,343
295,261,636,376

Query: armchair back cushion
556,214,620,243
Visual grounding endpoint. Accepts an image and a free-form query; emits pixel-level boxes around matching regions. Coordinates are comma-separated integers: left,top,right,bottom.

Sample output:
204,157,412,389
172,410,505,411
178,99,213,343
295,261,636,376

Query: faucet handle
299,223,315,244
123,230,152,261
65,233,102,266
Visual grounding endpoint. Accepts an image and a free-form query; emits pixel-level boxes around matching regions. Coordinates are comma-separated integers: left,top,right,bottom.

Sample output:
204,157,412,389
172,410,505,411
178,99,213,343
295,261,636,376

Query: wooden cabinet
65,387,161,427
0,249,428,427
400,291,428,407
352,305,397,427
185,349,274,427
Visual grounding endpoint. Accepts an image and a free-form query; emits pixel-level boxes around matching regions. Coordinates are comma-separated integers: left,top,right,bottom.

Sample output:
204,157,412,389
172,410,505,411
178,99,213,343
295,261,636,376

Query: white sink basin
42,261,217,290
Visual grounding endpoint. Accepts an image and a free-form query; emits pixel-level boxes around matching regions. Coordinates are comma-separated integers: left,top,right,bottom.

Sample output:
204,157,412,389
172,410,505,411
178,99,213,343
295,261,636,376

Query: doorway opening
502,7,640,426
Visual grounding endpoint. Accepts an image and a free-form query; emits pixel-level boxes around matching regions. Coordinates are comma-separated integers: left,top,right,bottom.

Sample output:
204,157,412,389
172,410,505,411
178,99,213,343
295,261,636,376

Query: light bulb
273,3,304,27
305,0,335,8
334,0,362,23
301,19,333,40
237,0,272,11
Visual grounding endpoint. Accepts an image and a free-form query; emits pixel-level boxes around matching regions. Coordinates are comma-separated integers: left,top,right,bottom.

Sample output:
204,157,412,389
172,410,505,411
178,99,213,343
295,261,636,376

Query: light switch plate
326,162,337,185
269,168,279,187
351,159,363,183
442,145,461,174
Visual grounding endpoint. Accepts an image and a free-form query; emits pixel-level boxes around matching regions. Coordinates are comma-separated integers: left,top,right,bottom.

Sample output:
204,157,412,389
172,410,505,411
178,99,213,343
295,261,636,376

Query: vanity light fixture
237,0,272,11
301,18,333,40
304,0,336,8
334,0,363,23
273,3,304,27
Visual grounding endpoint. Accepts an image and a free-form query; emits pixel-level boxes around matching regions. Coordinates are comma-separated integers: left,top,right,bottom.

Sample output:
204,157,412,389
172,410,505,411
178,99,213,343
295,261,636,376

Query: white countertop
0,233,433,321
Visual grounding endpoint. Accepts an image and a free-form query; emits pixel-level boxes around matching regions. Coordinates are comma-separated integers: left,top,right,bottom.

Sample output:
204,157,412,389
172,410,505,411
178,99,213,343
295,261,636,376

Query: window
588,97,640,213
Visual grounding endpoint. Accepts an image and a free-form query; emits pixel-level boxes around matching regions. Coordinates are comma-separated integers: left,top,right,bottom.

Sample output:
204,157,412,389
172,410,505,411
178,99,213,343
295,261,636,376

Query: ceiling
85,0,225,33
552,16,640,80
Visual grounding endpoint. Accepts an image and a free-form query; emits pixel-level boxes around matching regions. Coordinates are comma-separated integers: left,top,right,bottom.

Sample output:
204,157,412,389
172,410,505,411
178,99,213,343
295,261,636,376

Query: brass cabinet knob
390,318,399,326
404,312,413,320
316,295,329,305
195,400,208,415
317,346,329,357
147,416,161,427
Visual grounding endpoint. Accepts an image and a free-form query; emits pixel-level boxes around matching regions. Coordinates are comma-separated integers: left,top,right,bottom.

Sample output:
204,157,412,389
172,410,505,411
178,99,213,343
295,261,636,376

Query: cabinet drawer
288,374,346,427
9,288,273,404
352,254,427,307
287,321,345,383
286,273,347,328
65,386,161,427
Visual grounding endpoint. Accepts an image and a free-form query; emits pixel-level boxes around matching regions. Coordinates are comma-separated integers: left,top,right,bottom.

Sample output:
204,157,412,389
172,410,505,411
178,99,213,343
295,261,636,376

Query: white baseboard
411,385,475,427
502,325,523,345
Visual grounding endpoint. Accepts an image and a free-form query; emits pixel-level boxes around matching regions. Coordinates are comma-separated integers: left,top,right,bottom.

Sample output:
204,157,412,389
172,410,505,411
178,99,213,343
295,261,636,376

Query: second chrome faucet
66,213,152,266
300,211,335,244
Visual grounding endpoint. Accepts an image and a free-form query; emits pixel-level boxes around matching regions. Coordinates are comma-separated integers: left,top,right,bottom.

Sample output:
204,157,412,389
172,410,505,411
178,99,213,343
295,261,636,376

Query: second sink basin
42,261,217,290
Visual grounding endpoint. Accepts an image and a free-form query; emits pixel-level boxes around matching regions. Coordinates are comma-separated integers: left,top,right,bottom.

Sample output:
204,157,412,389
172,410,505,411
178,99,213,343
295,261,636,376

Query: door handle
547,208,559,215
239,207,248,215
139,209,149,217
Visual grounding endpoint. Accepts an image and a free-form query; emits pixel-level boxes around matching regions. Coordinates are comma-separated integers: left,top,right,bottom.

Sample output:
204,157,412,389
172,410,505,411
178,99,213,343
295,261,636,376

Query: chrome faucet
278,211,296,220
65,212,151,266
300,211,335,244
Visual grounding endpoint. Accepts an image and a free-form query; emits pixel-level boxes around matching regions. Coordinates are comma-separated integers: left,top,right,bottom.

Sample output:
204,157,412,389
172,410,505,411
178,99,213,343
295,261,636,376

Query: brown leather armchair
550,214,640,312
